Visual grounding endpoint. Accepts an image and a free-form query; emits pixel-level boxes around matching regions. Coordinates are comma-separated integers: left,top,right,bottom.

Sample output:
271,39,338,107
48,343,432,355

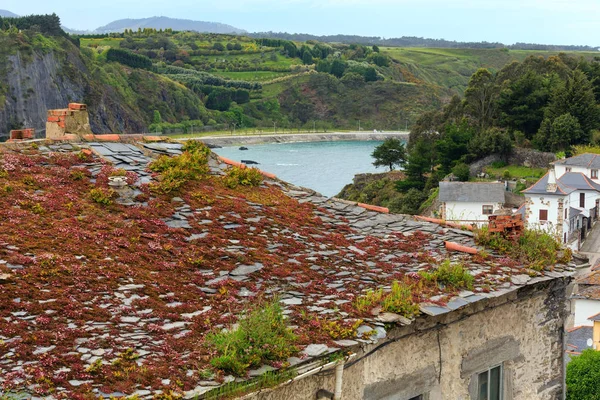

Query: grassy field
212,70,291,81
483,165,547,180
80,38,124,47
382,47,600,93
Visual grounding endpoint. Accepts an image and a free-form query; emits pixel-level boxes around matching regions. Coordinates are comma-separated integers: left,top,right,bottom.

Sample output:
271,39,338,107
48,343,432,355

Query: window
580,193,586,208
482,205,494,215
539,209,548,221
566,167,572,172
478,365,503,400
592,169,598,179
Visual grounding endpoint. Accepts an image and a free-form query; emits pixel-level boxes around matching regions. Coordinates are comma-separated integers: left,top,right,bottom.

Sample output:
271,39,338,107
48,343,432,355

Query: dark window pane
478,371,489,400
490,366,501,400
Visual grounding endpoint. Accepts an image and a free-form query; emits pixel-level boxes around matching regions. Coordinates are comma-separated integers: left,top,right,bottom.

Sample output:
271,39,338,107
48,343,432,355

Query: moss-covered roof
0,140,576,399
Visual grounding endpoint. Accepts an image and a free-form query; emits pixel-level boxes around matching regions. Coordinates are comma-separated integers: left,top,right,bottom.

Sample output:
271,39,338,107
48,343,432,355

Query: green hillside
1,14,598,135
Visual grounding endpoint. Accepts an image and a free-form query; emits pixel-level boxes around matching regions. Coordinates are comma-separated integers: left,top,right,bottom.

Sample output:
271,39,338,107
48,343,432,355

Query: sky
2,0,599,46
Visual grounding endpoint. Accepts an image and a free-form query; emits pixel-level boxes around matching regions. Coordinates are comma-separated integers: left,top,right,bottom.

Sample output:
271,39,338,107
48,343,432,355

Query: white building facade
524,158,600,249
439,182,505,227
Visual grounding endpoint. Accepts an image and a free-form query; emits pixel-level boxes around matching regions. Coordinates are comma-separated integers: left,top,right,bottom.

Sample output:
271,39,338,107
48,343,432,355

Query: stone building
0,138,578,400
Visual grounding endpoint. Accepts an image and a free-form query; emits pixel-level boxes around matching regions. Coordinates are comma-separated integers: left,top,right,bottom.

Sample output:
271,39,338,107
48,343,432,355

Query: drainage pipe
333,360,345,400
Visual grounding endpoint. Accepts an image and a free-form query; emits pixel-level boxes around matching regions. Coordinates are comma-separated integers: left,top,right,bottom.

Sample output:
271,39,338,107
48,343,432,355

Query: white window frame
592,169,598,179
482,205,494,215
477,364,503,400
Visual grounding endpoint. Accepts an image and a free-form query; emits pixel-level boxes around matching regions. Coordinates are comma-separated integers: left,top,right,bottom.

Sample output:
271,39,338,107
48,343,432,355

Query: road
581,221,600,268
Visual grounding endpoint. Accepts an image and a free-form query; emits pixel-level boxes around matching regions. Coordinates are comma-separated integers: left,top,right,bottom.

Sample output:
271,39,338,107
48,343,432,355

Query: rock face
0,37,208,137
0,51,85,135
0,46,145,136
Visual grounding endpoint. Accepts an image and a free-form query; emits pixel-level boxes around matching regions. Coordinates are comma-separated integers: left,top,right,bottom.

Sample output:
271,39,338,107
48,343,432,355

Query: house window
539,209,548,221
565,208,568,219
566,167,572,172
482,205,494,215
592,169,598,179
478,365,503,400
580,193,585,208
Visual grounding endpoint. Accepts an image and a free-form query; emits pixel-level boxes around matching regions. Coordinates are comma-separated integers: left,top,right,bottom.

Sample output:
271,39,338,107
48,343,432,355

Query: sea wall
198,132,409,147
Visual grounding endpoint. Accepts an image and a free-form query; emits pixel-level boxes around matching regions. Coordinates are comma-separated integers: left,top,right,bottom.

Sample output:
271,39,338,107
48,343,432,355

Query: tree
464,68,499,130
497,70,553,138
371,138,407,171
330,59,347,78
435,122,474,174
364,67,378,82
153,110,162,124
402,138,436,189
469,127,512,159
302,51,313,65
567,349,600,400
213,42,225,51
534,113,584,152
372,45,380,53
545,69,599,138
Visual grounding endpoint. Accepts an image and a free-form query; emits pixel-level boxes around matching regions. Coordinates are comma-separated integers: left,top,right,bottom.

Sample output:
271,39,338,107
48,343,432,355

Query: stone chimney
546,169,557,193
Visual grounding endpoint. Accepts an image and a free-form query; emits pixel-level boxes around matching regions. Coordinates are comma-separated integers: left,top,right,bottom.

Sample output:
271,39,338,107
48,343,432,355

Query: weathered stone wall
250,278,569,400
508,148,557,169
469,148,557,176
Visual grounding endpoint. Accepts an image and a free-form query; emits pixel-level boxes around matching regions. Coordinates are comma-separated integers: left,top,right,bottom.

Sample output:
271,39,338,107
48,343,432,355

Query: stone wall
250,277,569,400
470,148,557,176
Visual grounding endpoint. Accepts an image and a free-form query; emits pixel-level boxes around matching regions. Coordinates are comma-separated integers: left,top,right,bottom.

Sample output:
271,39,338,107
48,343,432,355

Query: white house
523,167,600,249
439,182,505,227
554,153,600,182
572,270,600,327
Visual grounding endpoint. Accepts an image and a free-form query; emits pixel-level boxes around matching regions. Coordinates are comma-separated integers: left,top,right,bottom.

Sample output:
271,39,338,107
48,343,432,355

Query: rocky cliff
0,35,207,137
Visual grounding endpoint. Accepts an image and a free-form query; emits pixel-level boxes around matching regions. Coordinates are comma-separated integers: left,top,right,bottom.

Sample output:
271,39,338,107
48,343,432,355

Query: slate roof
560,172,600,191
0,140,576,399
566,326,593,354
589,312,600,322
523,172,600,195
554,153,600,169
438,182,505,203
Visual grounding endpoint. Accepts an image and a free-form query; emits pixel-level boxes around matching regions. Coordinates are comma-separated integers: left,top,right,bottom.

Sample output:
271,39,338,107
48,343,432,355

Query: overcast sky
3,0,599,46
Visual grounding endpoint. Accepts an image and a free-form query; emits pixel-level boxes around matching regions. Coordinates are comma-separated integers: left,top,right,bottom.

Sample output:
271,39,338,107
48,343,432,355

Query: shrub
476,227,571,271
502,169,511,179
452,163,470,181
567,349,600,400
206,299,298,376
419,260,474,290
89,188,115,205
223,166,263,189
355,281,420,318
148,141,210,193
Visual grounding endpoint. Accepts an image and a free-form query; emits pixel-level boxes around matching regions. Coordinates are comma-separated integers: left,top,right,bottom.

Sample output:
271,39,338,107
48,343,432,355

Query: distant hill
249,32,600,52
94,16,245,34
0,9,19,18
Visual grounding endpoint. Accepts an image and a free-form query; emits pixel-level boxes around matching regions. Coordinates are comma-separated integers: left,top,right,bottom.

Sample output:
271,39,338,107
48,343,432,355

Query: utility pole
358,120,361,131
313,120,316,133
273,122,276,134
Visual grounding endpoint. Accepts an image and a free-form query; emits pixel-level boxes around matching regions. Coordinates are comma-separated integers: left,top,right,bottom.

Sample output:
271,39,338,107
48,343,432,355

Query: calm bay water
213,141,384,197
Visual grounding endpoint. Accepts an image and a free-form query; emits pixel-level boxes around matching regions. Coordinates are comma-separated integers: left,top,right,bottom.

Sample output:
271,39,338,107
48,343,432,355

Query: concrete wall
198,132,409,147
443,201,502,226
250,278,569,400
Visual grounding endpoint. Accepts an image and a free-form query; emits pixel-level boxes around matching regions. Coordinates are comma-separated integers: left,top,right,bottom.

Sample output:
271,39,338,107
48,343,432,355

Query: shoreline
191,131,409,147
